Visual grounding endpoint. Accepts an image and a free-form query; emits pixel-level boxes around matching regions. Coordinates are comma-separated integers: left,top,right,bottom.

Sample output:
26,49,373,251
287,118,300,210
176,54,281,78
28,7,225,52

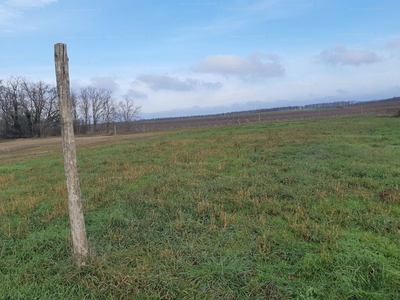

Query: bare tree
78,86,107,133
40,85,59,136
22,80,58,137
0,79,141,139
0,80,5,137
0,76,25,138
119,95,142,122
89,87,104,133
101,89,117,133
79,87,91,133
8,77,25,137
70,89,80,134
118,95,142,132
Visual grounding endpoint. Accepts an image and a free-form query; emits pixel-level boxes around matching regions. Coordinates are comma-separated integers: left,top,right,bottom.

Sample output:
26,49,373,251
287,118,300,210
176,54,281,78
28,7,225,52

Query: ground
0,116,399,299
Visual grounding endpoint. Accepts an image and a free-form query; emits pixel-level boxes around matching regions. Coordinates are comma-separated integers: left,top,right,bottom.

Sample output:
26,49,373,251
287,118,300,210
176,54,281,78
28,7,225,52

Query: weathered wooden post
114,124,117,135
54,43,88,265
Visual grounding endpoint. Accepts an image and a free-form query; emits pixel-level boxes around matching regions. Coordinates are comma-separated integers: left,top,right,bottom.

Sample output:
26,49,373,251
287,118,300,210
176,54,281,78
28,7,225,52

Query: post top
54,43,68,58
54,43,67,52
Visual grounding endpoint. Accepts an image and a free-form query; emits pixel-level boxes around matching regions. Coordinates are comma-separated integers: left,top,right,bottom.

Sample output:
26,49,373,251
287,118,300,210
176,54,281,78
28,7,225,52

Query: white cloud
125,89,147,99
90,76,120,91
191,52,285,80
136,74,222,91
317,44,380,66
5,0,57,8
336,89,348,95
0,0,57,25
0,6,20,24
386,38,400,49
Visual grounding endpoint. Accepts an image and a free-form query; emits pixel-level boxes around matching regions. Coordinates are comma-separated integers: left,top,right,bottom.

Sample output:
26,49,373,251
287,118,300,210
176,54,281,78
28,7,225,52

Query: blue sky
1,0,399,118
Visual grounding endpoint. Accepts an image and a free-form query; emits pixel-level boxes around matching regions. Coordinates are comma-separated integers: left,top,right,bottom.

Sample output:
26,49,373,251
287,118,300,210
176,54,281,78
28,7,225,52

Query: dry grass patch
0,173,15,189
380,189,400,204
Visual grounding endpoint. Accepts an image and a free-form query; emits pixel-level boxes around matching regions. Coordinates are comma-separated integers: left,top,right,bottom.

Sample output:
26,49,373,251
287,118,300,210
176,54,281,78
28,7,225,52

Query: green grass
1,116,400,299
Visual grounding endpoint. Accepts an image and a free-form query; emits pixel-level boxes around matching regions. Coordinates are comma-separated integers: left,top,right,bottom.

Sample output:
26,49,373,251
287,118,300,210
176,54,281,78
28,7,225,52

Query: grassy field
0,116,399,299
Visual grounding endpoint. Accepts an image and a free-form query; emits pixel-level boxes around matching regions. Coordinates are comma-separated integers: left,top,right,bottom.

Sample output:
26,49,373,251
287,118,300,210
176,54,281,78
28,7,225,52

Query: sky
0,0,399,119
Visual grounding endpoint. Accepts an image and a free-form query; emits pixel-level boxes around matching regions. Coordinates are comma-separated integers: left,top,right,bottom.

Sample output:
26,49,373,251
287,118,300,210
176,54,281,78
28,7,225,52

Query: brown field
0,131,168,166
123,100,400,132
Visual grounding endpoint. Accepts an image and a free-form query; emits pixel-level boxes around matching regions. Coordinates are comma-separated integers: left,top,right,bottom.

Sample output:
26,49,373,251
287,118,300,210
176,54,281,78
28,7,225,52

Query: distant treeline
0,76,141,139
352,97,400,106
143,101,358,122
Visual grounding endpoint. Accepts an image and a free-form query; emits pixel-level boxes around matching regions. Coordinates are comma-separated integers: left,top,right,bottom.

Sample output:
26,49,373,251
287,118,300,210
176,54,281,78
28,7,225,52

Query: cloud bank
136,74,222,91
191,52,286,80
125,88,147,99
386,38,400,49
90,76,120,91
317,44,380,66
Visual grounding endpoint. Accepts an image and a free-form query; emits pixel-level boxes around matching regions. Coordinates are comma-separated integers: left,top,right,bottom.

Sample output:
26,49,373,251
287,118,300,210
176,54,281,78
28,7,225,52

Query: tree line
0,76,141,139
145,101,357,121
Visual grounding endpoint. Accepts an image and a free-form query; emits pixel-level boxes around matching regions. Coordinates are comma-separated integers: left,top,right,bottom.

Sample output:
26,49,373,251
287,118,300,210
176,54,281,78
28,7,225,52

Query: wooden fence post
54,43,88,265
